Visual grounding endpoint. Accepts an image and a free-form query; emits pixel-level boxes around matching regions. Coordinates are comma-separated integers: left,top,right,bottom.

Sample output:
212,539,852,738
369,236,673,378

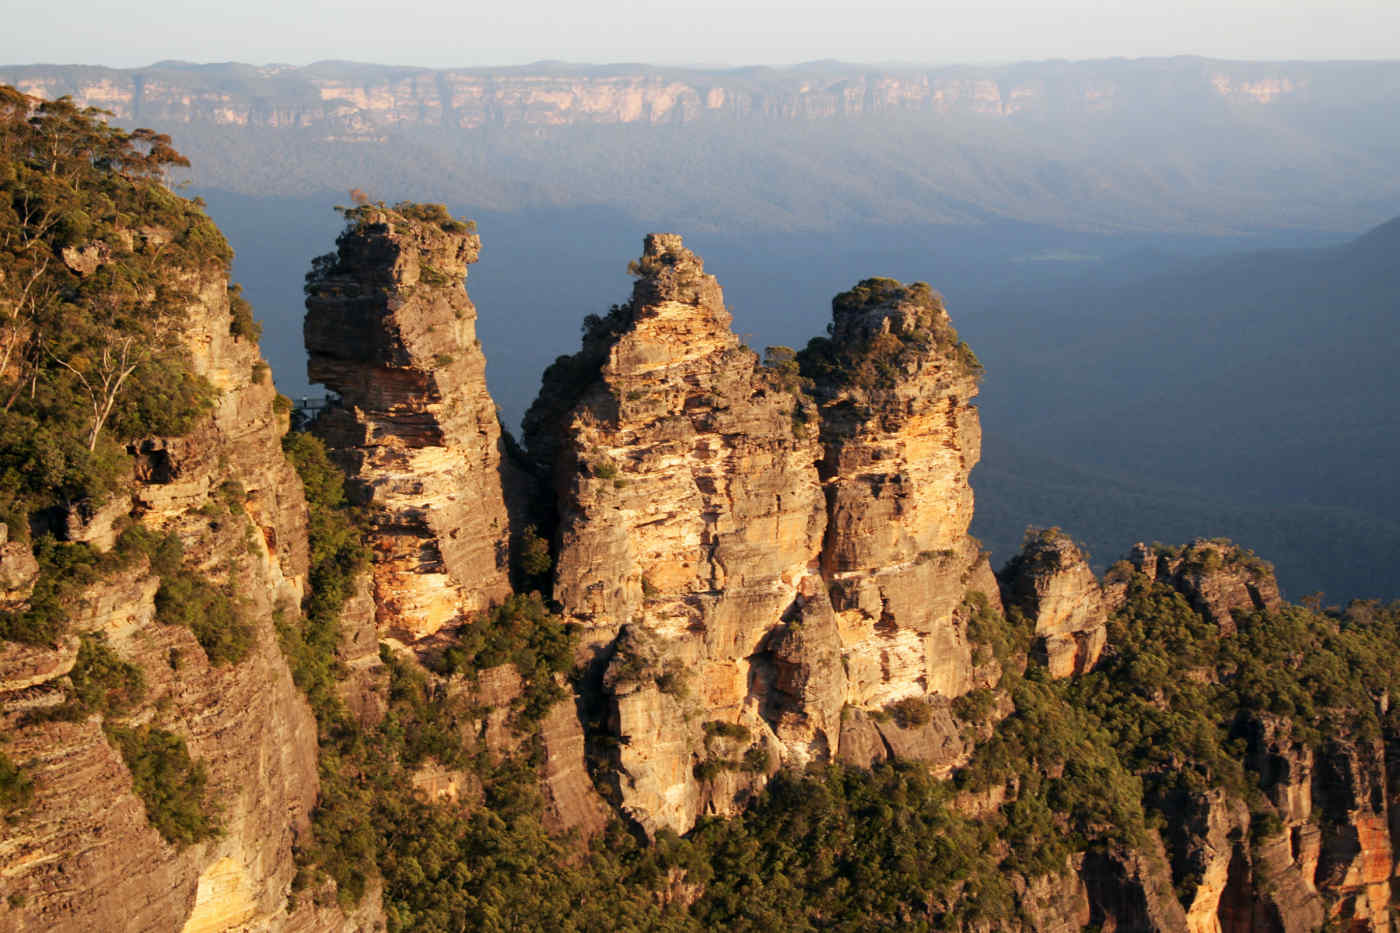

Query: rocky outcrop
0,247,360,930
305,203,513,641
1130,540,1281,633
0,524,38,609
524,245,1000,836
1001,529,1108,679
1082,834,1190,933
804,277,1001,705
334,572,388,726
531,233,828,834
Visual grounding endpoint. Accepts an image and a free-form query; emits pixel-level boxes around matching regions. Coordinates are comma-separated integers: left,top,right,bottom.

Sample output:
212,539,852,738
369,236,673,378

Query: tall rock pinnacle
304,203,512,639
527,233,829,834
799,278,1002,755
525,240,1001,835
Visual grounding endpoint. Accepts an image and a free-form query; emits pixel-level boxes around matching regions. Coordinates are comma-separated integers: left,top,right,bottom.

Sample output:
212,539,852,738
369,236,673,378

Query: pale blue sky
5,0,1399,68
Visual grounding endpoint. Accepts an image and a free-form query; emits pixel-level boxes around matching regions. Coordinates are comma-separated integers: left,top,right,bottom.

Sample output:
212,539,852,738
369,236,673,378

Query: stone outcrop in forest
522,239,998,834
7,89,1400,932
1000,528,1108,678
304,203,513,641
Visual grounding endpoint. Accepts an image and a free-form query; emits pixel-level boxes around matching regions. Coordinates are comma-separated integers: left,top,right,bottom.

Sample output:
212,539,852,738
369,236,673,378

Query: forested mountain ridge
7,57,1399,131
4,87,1400,933
4,57,1399,232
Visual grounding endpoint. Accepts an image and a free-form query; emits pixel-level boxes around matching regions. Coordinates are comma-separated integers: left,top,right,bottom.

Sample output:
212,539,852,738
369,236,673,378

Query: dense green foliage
0,749,34,819
0,87,228,536
798,277,981,392
278,430,369,721
1074,576,1400,805
155,569,254,665
68,631,146,715
107,725,220,845
433,593,574,728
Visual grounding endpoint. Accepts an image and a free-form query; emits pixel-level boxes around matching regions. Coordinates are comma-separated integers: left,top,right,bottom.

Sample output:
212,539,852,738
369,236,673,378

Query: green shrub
515,524,552,582
741,746,772,773
69,632,145,715
0,751,34,819
887,696,932,728
228,283,261,340
107,726,219,845
155,571,254,665
439,593,575,728
703,720,752,743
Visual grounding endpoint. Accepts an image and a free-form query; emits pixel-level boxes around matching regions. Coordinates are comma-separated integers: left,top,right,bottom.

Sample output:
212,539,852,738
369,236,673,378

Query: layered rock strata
528,234,829,833
1000,528,1108,679
803,278,1003,706
526,242,999,834
0,247,361,930
305,204,513,640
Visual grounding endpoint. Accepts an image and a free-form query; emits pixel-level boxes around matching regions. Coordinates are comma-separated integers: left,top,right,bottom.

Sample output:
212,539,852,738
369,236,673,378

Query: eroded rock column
305,204,512,640
528,234,829,834
802,279,1002,715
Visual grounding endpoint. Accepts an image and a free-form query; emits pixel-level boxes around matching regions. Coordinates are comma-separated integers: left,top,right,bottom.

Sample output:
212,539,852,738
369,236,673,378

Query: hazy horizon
6,52,1400,72
7,0,1400,71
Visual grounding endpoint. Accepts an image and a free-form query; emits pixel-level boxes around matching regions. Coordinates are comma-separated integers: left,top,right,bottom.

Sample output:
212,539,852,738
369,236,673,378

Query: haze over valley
4,24,1400,930
5,58,1392,598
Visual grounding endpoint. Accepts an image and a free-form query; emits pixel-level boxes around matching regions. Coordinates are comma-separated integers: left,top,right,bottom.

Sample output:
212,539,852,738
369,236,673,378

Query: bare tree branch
48,333,144,450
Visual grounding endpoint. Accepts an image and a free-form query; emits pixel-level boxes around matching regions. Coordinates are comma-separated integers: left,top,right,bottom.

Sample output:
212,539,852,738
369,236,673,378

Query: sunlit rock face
527,241,1000,835
527,233,827,834
305,205,513,641
1000,529,1108,679
0,249,342,931
803,278,1003,711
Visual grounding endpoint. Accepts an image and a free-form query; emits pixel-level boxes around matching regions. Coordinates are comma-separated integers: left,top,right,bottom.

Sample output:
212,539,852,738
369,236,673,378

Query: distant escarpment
304,202,513,640
0,59,1359,135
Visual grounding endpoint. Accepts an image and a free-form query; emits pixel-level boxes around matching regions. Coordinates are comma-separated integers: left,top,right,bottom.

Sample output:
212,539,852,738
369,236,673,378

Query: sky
5,0,1400,68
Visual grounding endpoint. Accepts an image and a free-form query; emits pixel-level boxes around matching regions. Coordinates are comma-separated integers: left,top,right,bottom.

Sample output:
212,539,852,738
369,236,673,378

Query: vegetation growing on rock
107,725,220,846
798,276,982,391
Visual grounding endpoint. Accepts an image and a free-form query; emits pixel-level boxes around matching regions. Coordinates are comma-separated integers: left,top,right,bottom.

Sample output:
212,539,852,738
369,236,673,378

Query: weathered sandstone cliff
522,241,999,834
803,278,1002,708
1000,529,1108,679
0,244,359,930
304,203,513,641
525,234,827,834
0,61,1323,137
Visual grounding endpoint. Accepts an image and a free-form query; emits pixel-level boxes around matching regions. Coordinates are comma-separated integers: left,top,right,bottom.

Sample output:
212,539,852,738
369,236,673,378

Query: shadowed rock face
305,205,512,640
1000,529,1108,679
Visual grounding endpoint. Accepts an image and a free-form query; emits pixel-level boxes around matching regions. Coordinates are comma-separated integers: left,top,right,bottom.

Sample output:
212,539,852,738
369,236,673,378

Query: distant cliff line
1,58,1397,134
